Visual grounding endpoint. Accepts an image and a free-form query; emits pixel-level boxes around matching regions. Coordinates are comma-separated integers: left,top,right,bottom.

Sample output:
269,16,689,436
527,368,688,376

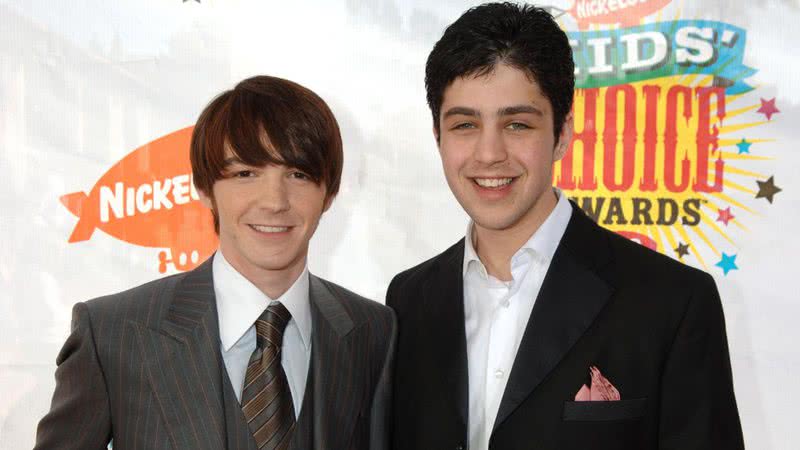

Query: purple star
757,98,780,120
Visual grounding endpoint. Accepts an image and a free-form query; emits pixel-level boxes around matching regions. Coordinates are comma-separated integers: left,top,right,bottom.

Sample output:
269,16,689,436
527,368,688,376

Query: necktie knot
255,302,292,350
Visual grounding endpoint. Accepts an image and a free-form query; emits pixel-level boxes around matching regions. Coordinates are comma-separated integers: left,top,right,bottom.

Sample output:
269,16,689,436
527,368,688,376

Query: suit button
456,445,465,450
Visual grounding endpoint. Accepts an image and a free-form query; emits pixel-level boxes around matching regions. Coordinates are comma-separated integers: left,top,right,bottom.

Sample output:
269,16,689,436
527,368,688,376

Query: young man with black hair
388,4,744,449
35,75,395,450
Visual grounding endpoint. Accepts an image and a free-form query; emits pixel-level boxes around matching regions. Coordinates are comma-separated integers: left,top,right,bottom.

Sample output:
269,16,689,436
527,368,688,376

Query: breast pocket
558,398,647,450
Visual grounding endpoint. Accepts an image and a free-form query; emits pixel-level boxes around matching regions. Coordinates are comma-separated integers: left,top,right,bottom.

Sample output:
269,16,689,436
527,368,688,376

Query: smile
473,177,515,188
249,224,291,233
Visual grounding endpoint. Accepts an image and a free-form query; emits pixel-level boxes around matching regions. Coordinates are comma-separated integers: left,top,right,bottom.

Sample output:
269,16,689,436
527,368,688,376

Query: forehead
441,64,552,115
221,129,285,165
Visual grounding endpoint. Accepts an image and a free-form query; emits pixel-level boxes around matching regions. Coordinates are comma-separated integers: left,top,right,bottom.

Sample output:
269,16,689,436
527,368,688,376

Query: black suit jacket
35,258,396,450
388,202,744,450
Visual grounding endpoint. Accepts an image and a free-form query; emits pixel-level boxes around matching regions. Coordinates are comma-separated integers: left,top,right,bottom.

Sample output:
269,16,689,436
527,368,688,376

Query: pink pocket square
574,366,620,401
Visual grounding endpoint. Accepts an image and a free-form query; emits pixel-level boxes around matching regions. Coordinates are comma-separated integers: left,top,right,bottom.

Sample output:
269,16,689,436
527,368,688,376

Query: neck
251,265,304,300
473,189,558,281
222,252,306,300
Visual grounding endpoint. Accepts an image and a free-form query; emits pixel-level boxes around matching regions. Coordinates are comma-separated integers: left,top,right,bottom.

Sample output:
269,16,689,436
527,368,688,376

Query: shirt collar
213,251,312,352
463,188,572,278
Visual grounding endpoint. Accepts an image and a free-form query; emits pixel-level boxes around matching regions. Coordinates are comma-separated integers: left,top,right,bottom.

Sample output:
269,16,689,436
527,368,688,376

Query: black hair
425,2,575,140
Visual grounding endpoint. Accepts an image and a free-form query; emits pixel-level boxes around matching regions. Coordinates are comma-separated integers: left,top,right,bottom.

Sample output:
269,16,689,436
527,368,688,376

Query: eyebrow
498,105,544,117
222,157,244,167
442,106,479,119
442,104,544,119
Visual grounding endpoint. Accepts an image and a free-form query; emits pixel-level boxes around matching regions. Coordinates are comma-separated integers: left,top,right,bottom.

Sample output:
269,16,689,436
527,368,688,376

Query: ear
322,193,336,213
553,112,574,162
198,187,214,210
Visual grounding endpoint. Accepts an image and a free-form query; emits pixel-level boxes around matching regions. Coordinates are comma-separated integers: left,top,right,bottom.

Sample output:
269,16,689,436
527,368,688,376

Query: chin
471,214,520,232
254,258,296,272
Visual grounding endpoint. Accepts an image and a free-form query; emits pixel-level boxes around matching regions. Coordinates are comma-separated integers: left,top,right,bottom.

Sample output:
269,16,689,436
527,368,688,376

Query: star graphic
674,242,690,259
736,138,751,154
716,207,735,226
715,253,738,276
757,97,780,120
755,176,782,203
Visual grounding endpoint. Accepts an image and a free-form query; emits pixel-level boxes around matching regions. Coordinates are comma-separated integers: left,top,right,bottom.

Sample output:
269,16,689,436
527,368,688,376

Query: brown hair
190,75,343,231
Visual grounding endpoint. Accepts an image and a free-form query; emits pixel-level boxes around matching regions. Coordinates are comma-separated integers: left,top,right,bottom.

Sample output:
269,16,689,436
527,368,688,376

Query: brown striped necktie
241,302,296,450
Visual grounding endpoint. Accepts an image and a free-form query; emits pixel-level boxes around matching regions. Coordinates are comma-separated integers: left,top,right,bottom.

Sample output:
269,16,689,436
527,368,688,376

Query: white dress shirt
463,190,571,450
213,251,312,417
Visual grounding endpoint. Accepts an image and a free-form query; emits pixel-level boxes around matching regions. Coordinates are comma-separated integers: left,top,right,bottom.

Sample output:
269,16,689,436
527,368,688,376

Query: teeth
475,178,513,188
251,225,289,233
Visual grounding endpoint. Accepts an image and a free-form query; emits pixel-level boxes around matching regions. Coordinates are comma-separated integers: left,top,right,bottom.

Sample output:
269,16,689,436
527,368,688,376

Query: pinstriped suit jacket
34,259,396,450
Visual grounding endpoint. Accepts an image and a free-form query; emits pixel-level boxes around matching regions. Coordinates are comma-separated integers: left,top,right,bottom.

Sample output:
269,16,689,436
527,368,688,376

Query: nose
473,126,507,165
256,172,290,213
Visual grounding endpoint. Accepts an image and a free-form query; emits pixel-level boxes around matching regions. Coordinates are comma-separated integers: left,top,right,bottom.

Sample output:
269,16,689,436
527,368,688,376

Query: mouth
472,177,517,189
248,224,292,234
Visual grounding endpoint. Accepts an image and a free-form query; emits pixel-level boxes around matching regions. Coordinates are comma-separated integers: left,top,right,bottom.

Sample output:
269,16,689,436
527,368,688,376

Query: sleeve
369,309,397,450
658,272,745,450
33,302,112,450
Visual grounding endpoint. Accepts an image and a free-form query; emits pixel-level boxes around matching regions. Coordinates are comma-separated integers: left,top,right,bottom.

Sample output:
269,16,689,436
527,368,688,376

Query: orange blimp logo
567,0,672,29
60,127,218,273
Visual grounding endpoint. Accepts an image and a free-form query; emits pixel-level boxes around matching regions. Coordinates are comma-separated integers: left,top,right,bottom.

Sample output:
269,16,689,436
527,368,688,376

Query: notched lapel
494,208,615,431
422,243,469,430
309,275,365,450
136,260,226,450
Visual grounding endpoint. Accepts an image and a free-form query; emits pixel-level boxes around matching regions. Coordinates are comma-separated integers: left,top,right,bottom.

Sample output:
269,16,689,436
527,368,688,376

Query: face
200,149,331,286
436,63,572,237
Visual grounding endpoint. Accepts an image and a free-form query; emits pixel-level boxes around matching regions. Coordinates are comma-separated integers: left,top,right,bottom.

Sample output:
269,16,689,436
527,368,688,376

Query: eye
451,122,477,131
290,170,311,181
233,170,255,178
507,122,531,131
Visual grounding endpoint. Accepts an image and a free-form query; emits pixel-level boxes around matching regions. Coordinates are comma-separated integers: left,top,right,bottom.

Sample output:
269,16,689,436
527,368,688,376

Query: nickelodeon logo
60,127,218,273
96,174,200,222
567,0,672,29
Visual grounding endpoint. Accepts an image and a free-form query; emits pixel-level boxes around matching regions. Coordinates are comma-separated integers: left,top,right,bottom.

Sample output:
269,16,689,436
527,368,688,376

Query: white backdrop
1,0,798,448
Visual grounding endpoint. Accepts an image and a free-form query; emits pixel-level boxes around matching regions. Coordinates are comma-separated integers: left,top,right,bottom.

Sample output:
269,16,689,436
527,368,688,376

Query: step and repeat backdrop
1,0,798,448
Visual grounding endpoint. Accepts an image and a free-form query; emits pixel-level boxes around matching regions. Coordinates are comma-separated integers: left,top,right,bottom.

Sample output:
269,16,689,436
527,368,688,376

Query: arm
34,302,112,450
658,272,745,449
369,309,397,450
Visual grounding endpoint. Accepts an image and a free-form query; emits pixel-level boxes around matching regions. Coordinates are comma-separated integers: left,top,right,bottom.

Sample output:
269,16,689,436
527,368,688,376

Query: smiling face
436,63,572,240
199,148,330,293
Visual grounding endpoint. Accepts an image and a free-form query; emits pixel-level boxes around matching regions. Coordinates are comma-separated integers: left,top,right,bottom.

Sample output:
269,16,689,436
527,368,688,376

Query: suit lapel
423,242,469,430
136,259,227,450
308,275,365,450
493,205,615,431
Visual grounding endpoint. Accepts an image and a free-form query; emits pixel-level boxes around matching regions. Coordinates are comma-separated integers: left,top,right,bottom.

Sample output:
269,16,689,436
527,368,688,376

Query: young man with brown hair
35,75,395,450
